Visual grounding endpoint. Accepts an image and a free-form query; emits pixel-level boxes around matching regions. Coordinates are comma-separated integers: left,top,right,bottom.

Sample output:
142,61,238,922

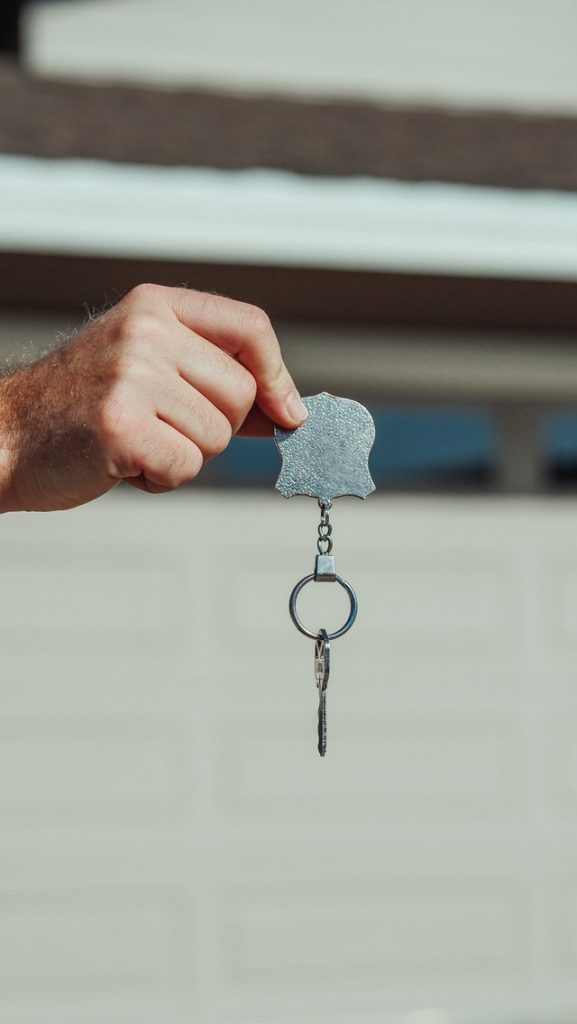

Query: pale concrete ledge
3,313,577,406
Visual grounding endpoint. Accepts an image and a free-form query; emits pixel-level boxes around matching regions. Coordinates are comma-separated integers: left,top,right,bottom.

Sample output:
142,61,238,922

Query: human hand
0,284,307,512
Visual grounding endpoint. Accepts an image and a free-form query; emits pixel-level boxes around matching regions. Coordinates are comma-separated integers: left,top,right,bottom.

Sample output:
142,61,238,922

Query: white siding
3,156,577,280
27,0,577,113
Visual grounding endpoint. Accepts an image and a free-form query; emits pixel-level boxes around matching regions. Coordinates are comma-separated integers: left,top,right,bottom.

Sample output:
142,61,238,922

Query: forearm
0,353,65,513
0,346,104,513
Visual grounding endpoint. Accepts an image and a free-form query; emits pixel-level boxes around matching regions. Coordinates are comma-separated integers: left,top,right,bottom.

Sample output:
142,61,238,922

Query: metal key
274,393,376,756
314,629,330,757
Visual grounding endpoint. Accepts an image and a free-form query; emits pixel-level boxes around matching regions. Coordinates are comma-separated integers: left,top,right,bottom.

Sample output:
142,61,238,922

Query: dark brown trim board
2,60,577,191
1,251,577,333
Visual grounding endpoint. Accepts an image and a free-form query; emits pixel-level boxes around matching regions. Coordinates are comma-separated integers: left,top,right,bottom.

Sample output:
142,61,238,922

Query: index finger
167,288,308,429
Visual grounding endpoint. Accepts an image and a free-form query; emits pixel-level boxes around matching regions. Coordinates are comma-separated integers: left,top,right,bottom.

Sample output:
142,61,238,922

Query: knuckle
173,286,211,323
110,350,151,386
149,468,176,491
152,467,178,490
209,414,233,456
182,286,207,310
94,392,131,451
238,367,258,405
243,303,272,337
114,310,159,349
226,364,257,421
266,359,287,390
125,282,164,306
147,446,203,490
169,447,203,487
185,446,204,481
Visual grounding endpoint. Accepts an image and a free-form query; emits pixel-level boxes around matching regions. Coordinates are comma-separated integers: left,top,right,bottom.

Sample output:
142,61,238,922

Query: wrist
0,375,23,513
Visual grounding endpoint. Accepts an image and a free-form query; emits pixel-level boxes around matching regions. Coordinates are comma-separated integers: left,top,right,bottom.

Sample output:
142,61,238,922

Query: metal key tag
274,392,376,757
275,392,375,505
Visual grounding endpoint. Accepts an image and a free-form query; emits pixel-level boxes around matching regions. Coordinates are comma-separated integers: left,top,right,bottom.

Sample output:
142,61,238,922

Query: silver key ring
289,574,358,640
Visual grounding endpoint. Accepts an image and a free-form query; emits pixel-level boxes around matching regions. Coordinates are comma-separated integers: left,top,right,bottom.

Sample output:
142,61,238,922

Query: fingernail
286,391,308,424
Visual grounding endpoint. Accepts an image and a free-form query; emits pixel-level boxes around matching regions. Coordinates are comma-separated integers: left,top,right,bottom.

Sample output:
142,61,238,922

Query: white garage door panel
0,722,187,816
0,491,576,1022
217,713,522,820
0,896,186,989
223,884,527,980
0,547,188,654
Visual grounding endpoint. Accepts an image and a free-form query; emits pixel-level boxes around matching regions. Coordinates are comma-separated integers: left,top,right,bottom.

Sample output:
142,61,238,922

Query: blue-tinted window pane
211,436,279,485
370,408,495,482
208,406,496,487
547,412,577,464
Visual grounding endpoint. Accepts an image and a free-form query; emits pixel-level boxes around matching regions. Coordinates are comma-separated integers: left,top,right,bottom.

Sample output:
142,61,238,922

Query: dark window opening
0,0,26,56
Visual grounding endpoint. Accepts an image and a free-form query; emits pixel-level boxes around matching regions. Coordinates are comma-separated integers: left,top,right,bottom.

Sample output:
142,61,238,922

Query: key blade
318,691,327,757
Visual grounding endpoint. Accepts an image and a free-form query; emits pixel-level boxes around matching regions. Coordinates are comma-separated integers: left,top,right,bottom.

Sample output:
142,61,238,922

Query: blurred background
2,1,577,1021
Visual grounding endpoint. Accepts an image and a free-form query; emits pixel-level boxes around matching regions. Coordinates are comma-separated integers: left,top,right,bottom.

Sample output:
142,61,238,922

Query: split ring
289,574,358,640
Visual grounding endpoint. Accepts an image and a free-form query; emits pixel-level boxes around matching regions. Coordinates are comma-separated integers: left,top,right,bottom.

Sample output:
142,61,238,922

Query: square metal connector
314,554,336,581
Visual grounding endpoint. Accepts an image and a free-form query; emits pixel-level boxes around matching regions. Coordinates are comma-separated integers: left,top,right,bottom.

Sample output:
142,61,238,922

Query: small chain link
317,500,333,555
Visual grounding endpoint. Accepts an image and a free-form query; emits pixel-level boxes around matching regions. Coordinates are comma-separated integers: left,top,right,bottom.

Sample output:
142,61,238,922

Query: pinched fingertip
284,390,308,426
